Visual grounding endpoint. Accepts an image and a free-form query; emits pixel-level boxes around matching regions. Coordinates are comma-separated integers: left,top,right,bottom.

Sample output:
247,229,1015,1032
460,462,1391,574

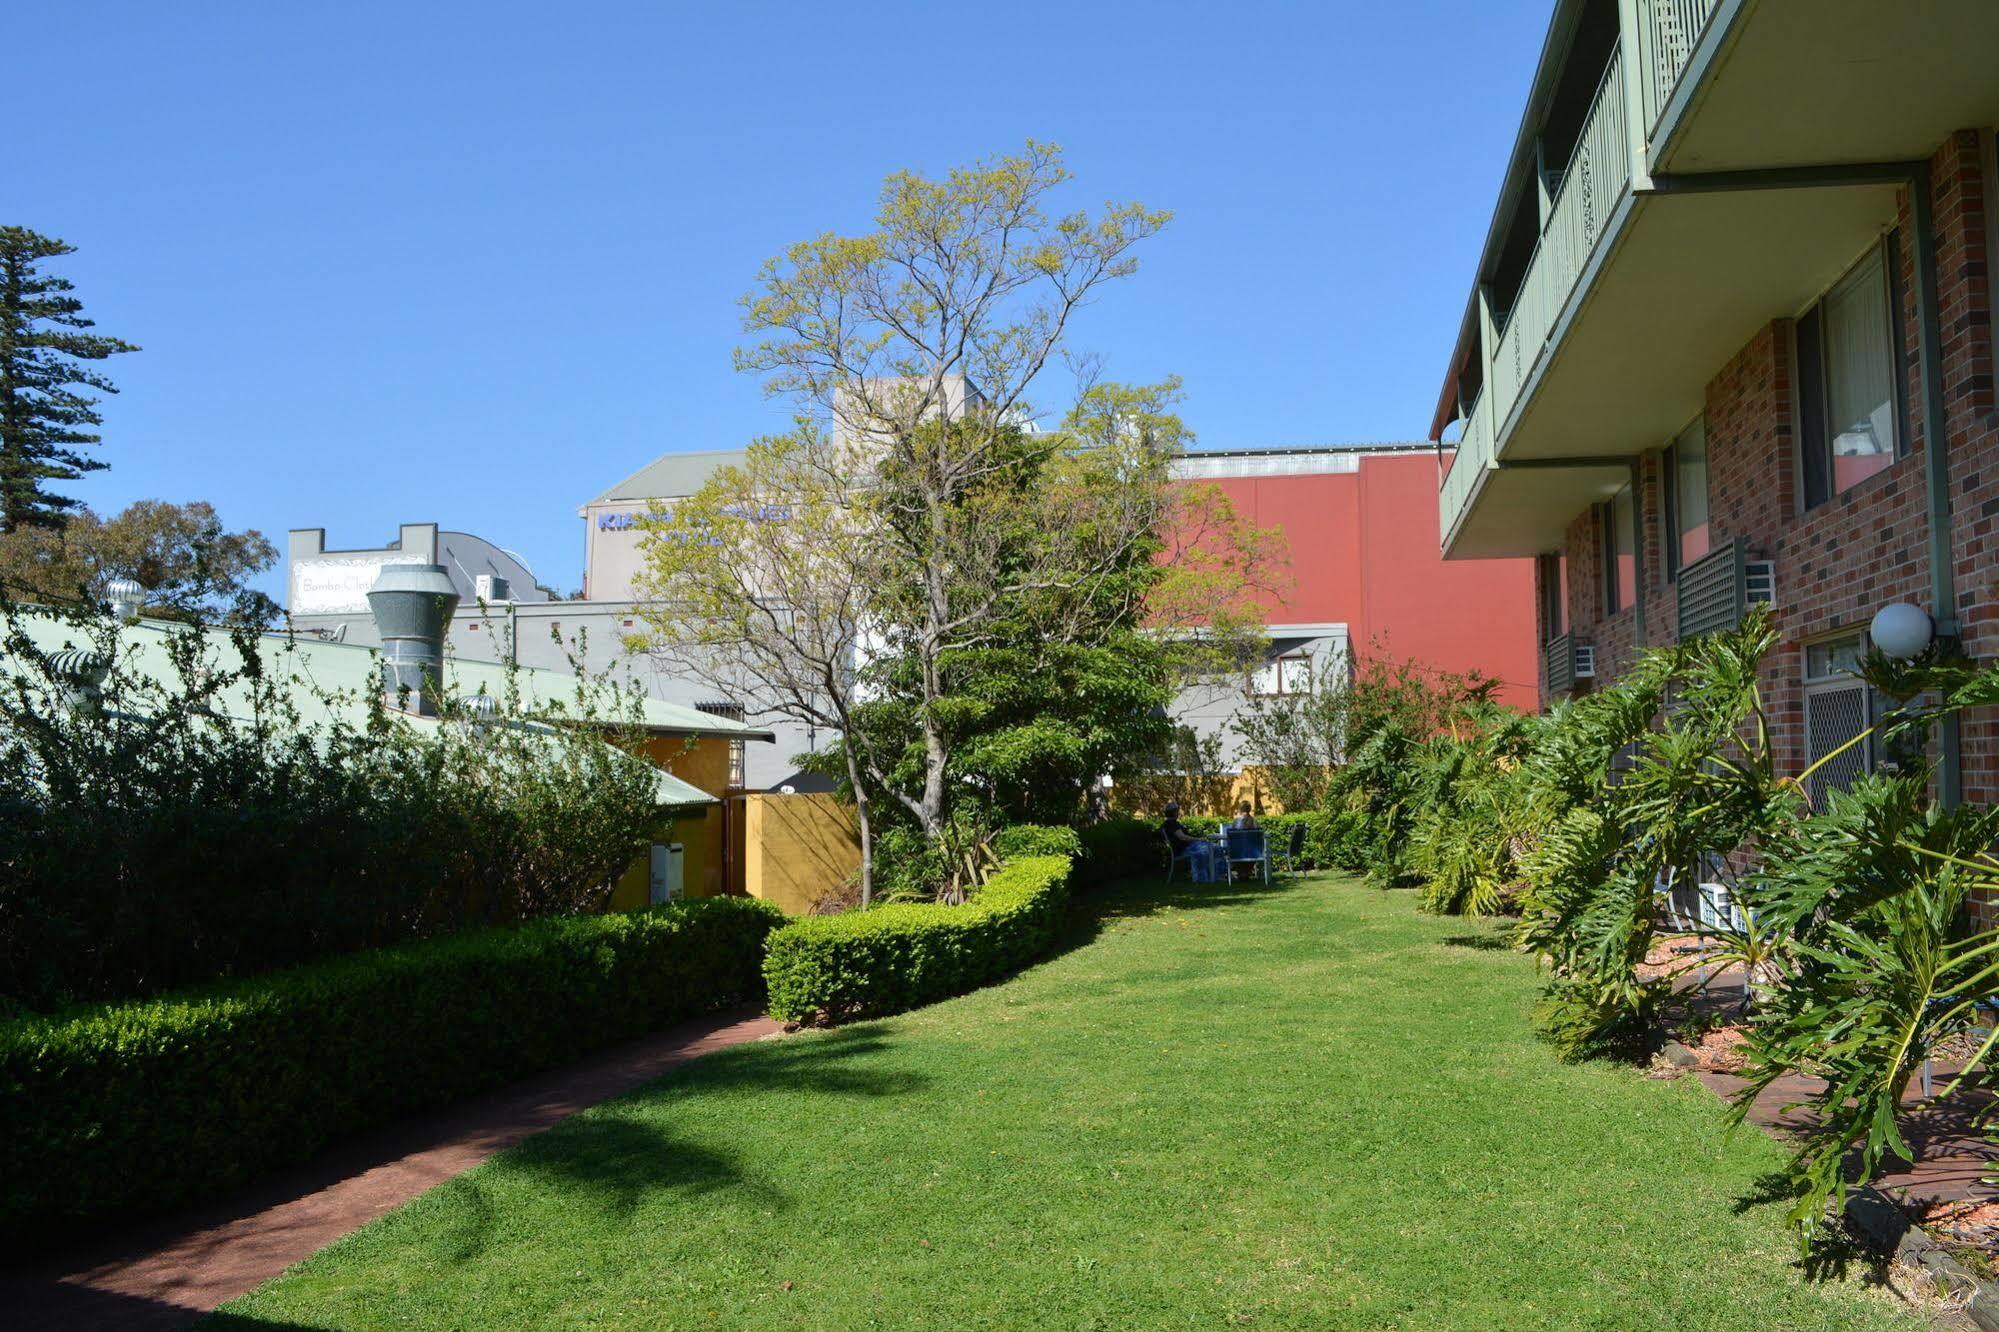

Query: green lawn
220,875,1919,1330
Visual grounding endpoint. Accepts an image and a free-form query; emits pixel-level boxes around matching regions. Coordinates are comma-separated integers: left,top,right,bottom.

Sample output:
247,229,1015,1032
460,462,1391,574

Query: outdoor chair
1224,826,1271,885
1271,822,1308,876
1164,831,1206,883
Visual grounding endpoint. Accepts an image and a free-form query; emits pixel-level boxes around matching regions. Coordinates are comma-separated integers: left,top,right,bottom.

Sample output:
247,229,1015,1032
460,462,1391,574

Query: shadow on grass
435,1027,918,1263
1728,1170,1895,1286
0,1280,340,1332
1052,874,1316,960
1440,933,1512,952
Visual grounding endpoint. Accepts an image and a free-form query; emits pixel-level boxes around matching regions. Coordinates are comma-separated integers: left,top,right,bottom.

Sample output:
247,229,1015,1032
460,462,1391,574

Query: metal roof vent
366,563,459,717
456,691,501,724
47,647,110,717
104,577,144,621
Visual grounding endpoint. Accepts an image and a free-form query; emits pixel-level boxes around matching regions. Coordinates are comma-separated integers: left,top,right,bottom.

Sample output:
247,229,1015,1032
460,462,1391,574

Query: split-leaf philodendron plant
1329,604,1999,1251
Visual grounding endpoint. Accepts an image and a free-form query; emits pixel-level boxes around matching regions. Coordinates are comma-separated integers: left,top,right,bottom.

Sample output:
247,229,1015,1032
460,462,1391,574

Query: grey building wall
1168,624,1349,770
579,449,749,601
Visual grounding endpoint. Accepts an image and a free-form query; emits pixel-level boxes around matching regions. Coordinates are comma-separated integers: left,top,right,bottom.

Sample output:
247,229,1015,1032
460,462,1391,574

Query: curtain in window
1612,486,1636,612
1673,419,1709,568
1824,249,1896,491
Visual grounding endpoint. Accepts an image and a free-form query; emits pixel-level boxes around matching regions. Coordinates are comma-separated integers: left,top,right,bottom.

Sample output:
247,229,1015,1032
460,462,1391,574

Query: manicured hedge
0,895,784,1238
1077,816,1164,886
763,855,1071,1024
991,823,1084,862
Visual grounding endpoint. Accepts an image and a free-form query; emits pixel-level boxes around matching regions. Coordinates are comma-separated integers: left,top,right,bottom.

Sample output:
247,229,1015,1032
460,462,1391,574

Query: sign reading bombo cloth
292,556,428,616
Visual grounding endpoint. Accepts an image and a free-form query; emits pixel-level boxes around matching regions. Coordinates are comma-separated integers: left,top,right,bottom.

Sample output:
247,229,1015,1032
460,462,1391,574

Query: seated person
1230,801,1259,830
1161,801,1200,853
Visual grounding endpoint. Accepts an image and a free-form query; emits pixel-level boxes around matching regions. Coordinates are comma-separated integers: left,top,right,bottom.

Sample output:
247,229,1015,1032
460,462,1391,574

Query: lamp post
1868,601,1957,807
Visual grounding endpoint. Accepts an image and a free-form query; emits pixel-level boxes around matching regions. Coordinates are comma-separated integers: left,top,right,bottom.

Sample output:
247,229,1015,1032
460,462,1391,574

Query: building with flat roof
1164,444,1538,772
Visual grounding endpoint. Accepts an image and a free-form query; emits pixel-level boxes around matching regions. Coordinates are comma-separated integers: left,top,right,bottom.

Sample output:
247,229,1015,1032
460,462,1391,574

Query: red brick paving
1672,958,1999,1219
0,1007,782,1331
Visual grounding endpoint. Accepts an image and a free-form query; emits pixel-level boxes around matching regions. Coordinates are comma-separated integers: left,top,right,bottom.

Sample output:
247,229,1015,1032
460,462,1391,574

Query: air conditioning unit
473,573,513,604
1744,560,1776,607
1573,643,1597,679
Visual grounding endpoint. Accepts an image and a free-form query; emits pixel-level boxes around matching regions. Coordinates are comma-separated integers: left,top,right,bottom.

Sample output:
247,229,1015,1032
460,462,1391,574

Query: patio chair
1270,822,1308,876
1224,826,1270,885
1163,830,1206,883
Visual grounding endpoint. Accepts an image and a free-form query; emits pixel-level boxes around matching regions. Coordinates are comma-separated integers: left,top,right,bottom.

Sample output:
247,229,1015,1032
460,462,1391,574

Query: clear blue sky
27,1,1546,601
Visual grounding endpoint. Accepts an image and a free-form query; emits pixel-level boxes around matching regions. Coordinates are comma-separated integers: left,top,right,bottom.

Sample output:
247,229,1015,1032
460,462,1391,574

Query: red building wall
1187,452,1540,712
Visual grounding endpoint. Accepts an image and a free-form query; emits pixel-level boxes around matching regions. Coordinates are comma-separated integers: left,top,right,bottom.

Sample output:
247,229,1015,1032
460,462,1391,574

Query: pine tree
0,228,137,533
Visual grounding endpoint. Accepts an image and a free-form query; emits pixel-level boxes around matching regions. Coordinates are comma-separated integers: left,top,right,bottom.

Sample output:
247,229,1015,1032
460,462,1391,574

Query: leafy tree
0,229,137,532
0,499,277,624
631,425,890,899
733,142,1170,849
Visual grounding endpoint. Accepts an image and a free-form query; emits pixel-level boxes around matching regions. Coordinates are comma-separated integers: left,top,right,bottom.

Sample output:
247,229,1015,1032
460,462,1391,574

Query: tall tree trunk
846,749,876,906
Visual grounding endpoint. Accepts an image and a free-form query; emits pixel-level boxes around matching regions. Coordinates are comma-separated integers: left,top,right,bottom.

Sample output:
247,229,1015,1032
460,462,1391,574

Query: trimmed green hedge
763,855,1071,1024
991,823,1084,862
1077,817,1163,886
0,895,784,1237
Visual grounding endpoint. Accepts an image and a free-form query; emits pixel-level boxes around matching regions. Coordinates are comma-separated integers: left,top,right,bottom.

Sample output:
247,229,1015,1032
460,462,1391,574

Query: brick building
1429,0,1999,808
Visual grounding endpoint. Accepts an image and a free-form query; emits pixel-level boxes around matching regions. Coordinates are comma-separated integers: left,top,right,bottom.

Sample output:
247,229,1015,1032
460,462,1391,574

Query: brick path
1673,962,1999,1218
0,1007,782,1331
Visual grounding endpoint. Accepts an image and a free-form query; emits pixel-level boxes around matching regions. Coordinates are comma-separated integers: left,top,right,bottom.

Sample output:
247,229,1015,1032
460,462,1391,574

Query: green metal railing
1440,0,1725,547
1635,0,1723,135
1489,48,1632,435
1439,387,1493,543
1444,49,1632,542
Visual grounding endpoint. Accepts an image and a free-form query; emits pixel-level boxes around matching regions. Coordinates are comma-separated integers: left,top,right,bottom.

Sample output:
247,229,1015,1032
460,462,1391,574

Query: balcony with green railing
1437,0,1729,553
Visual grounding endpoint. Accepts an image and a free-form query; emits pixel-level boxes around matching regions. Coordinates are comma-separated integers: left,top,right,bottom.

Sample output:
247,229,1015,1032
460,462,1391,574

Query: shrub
0,606,667,1009
1076,816,1162,887
763,855,1071,1024
0,894,784,1237
1313,805,1373,871
991,823,1084,862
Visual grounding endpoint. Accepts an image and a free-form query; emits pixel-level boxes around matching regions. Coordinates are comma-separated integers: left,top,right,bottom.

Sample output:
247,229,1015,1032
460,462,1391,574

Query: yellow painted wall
1113,766,1326,817
640,734,734,797
737,792,861,915
607,807,719,911
635,734,738,897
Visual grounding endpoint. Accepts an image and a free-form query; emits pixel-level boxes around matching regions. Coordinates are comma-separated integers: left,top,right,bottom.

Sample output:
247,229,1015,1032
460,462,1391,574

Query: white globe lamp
1869,602,1934,661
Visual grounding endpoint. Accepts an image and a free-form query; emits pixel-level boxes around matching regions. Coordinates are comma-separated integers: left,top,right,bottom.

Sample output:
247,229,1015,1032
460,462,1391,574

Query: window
1663,418,1709,580
696,700,750,789
1802,633,1873,807
1797,242,1904,509
1253,653,1314,697
1599,486,1635,615
1537,553,1568,641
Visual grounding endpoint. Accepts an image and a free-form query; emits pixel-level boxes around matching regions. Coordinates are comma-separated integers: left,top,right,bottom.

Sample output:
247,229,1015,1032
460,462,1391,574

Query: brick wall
1546,130,1998,813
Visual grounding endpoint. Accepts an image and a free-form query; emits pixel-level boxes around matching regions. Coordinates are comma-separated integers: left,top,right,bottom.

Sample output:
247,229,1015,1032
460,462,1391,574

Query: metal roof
584,449,750,508
1,615,771,807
